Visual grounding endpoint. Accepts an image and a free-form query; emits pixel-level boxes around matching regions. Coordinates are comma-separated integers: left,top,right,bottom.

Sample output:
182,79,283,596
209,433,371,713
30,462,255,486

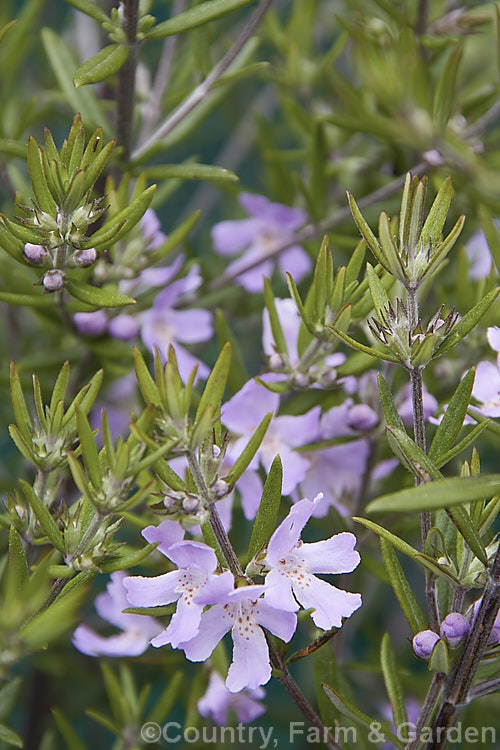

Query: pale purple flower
262,298,347,386
108,313,140,340
198,671,265,724
212,193,311,293
471,327,500,417
412,630,440,659
179,576,296,693
295,400,374,517
440,612,470,647
221,377,320,517
263,496,362,629
124,521,220,649
140,265,213,381
141,207,167,250
465,229,493,280
72,571,161,657
74,310,108,337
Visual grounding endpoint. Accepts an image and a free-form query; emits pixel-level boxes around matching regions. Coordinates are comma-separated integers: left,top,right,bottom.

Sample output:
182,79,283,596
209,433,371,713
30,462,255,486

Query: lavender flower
198,671,266,724
465,229,494,280
221,377,320,517
124,521,221,648
179,577,297,693
471,327,500,417
412,630,440,659
262,298,347,387
212,193,311,292
263,495,362,629
72,571,161,657
140,265,213,381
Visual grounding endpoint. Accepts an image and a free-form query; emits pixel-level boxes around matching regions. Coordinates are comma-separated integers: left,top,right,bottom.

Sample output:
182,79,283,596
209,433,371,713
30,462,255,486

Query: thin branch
131,0,274,162
138,0,187,142
117,0,140,162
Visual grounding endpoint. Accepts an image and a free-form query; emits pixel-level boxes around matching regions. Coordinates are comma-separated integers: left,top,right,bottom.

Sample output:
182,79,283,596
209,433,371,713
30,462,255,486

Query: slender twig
268,639,342,750
131,0,274,162
407,673,445,750
416,0,429,35
117,0,140,162
138,0,186,142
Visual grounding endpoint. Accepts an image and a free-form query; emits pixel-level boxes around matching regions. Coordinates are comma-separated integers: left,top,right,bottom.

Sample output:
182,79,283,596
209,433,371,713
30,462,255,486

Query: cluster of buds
0,115,155,302
369,299,458,368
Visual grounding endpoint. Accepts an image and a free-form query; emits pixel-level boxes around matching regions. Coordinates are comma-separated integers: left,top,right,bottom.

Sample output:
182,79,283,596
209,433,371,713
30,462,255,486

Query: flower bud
347,404,379,431
43,269,65,292
74,310,108,337
182,495,200,513
74,248,97,267
24,243,48,265
212,445,221,458
440,612,470,647
269,353,284,370
293,372,310,388
212,479,229,499
413,630,440,659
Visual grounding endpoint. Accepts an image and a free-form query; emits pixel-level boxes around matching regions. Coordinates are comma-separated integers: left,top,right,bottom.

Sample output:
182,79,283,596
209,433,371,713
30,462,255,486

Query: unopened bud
347,404,379,431
440,613,470,648
212,445,221,458
182,495,200,513
413,630,440,659
269,353,284,370
293,373,310,388
24,243,48,265
212,479,229,499
43,270,65,292
74,248,97,267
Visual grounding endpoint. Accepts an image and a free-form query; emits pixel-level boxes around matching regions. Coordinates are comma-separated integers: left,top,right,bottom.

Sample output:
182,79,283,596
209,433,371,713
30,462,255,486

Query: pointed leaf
428,369,475,462
19,479,65,553
435,287,500,356
65,0,109,23
247,455,282,561
76,407,102,489
148,0,255,38
194,342,231,425
380,539,426,634
27,137,57,213
322,685,404,747
421,177,453,249
0,723,23,748
99,542,158,573
347,191,388,270
65,280,135,308
73,44,129,87
144,163,238,182
380,633,408,736
264,278,288,356
327,324,400,363
367,475,500,513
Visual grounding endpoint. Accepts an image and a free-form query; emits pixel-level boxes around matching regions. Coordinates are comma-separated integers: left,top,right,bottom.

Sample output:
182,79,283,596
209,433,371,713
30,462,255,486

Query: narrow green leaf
147,210,200,266
354,516,460,584
64,369,103,424
435,287,500,356
264,278,288,356
152,459,186,492
345,240,366,287
0,291,52,307
380,539,426,634
286,272,312,332
67,452,93,502
134,348,161,406
380,634,408,736
366,263,390,319
377,373,406,432
367,475,500,513
322,685,403,748
347,191,388,270
73,44,129,87
65,280,135,308
194,342,231,425
21,584,86,648
52,708,86,750
326,324,400,363
99,542,158,573
378,212,405,280
76,407,102,489
433,44,462,127
445,505,487,565
6,526,29,604
435,420,489,469
0,20,17,45
428,638,450,674
80,140,115,195
27,137,57,213
224,412,272,484
386,426,441,482
81,184,156,248
10,362,33,441
424,214,466,280
19,480,65,553
247,455,282,561
144,163,238,182
148,0,255,38
428,369,475,462
147,672,183,724
0,723,23,748
8,425,35,463
50,362,70,412
421,177,453,249
65,0,109,24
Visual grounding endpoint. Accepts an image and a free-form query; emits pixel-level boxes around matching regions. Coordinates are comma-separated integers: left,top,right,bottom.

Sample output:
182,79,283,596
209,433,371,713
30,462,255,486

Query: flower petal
123,571,183,608
152,596,204,648
256,599,297,642
142,520,185,555
266,498,315,565
263,567,298,613
180,605,233,660
72,626,151,657
212,218,261,256
277,245,312,283
227,621,271,692
166,540,217,573
222,378,279,435
293,576,362,629
301,532,361,574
